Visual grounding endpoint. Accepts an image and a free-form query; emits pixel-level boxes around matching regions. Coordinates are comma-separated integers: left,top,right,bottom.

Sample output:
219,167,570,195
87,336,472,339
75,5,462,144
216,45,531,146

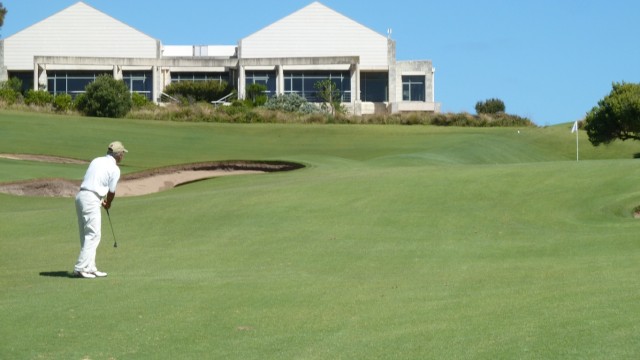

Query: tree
314,79,342,116
475,98,505,114
584,82,640,146
0,3,7,30
77,75,132,118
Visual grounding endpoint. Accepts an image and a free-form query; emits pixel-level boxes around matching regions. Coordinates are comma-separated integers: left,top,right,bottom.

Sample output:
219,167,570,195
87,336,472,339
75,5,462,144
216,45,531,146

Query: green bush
246,83,267,107
77,75,132,118
475,98,506,114
0,88,20,105
164,80,231,103
5,77,24,94
25,90,53,106
299,102,320,115
221,102,251,116
486,112,533,127
264,93,315,113
131,92,150,108
74,93,87,110
53,93,73,112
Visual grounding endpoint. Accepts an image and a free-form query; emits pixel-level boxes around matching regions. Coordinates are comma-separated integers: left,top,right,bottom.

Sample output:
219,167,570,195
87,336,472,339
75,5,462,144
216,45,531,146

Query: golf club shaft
106,208,118,248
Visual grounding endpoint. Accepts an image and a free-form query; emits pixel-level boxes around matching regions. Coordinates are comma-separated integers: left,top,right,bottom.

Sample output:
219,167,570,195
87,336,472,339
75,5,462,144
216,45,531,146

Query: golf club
105,208,117,248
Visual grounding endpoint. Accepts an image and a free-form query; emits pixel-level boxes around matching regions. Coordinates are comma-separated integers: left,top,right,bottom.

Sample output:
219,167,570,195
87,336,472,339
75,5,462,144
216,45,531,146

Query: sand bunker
0,154,303,197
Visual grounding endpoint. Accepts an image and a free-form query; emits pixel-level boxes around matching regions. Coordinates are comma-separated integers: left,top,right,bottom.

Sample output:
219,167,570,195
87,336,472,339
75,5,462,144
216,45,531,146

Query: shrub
53,93,73,112
77,75,132,118
246,83,267,107
221,102,251,117
314,79,342,116
5,77,24,94
0,88,20,105
74,93,87,110
164,80,231,103
25,90,53,106
131,92,150,108
299,102,320,115
486,112,533,127
265,93,312,112
475,98,506,114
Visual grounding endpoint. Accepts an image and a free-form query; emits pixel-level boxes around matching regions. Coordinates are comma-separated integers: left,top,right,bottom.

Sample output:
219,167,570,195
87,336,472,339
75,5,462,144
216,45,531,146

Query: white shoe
92,271,108,277
73,271,96,279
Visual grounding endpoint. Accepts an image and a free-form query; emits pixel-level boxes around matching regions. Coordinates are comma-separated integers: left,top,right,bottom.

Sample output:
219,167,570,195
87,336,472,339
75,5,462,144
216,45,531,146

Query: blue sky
2,0,639,126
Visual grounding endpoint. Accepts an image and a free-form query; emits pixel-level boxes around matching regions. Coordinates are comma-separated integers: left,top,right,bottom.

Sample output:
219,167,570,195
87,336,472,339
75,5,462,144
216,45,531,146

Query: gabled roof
5,1,157,42
3,1,159,68
244,2,385,41
240,2,389,67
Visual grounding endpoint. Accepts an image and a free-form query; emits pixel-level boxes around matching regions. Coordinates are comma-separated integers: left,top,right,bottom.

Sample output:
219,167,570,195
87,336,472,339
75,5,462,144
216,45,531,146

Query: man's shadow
39,271,75,278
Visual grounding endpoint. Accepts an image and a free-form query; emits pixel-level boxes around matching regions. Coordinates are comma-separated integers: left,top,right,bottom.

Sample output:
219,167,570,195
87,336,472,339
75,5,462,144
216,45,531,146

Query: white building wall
3,2,158,70
162,45,236,58
240,2,388,69
162,46,193,57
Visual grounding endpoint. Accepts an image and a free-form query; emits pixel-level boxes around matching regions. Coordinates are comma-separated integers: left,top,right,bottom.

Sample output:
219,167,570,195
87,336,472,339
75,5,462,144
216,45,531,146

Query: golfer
73,141,127,279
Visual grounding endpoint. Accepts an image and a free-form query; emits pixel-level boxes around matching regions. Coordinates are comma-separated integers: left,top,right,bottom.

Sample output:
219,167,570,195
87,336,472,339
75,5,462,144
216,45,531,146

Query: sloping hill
1,111,640,359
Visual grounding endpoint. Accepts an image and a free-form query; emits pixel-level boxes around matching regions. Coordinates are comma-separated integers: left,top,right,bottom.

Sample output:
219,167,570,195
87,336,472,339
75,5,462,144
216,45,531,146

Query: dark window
360,72,388,102
7,71,33,93
46,71,110,97
171,72,229,83
245,71,276,96
402,76,425,101
123,71,153,100
283,71,351,102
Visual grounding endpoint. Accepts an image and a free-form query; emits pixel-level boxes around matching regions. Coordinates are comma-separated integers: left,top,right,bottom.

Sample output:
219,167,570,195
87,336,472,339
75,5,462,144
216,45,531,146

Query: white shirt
79,155,121,197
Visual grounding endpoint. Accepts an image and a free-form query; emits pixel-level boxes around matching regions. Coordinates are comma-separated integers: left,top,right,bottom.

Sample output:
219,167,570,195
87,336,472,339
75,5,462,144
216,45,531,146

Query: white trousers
74,190,102,273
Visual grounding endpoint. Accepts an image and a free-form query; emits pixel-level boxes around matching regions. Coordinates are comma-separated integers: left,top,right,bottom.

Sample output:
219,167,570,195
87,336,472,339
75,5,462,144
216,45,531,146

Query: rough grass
1,110,640,359
1,98,535,126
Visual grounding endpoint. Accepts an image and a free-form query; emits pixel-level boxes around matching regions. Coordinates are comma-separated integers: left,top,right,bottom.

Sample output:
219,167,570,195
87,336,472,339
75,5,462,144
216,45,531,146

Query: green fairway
1,110,640,359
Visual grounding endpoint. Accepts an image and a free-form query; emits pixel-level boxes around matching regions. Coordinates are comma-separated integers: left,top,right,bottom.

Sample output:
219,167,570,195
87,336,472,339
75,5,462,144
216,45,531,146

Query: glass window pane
412,84,424,101
67,78,88,92
361,72,388,102
402,76,425,101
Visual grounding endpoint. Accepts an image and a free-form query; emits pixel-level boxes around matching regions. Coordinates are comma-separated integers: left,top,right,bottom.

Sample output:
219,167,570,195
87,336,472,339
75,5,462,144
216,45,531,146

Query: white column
431,67,435,103
277,65,284,96
238,64,246,100
353,63,360,102
151,65,158,103
37,64,47,90
113,65,123,80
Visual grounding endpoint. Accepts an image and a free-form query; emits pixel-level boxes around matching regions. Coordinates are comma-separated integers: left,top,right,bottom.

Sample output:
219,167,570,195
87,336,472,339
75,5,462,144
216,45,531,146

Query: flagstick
575,127,579,161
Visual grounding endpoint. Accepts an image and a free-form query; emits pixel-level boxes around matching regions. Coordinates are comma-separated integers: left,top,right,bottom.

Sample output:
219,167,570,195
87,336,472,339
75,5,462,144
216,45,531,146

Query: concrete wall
389,60,440,114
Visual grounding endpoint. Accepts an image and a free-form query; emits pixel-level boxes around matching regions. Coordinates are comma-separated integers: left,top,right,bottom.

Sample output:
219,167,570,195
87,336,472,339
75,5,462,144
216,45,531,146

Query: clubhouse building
0,1,439,115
